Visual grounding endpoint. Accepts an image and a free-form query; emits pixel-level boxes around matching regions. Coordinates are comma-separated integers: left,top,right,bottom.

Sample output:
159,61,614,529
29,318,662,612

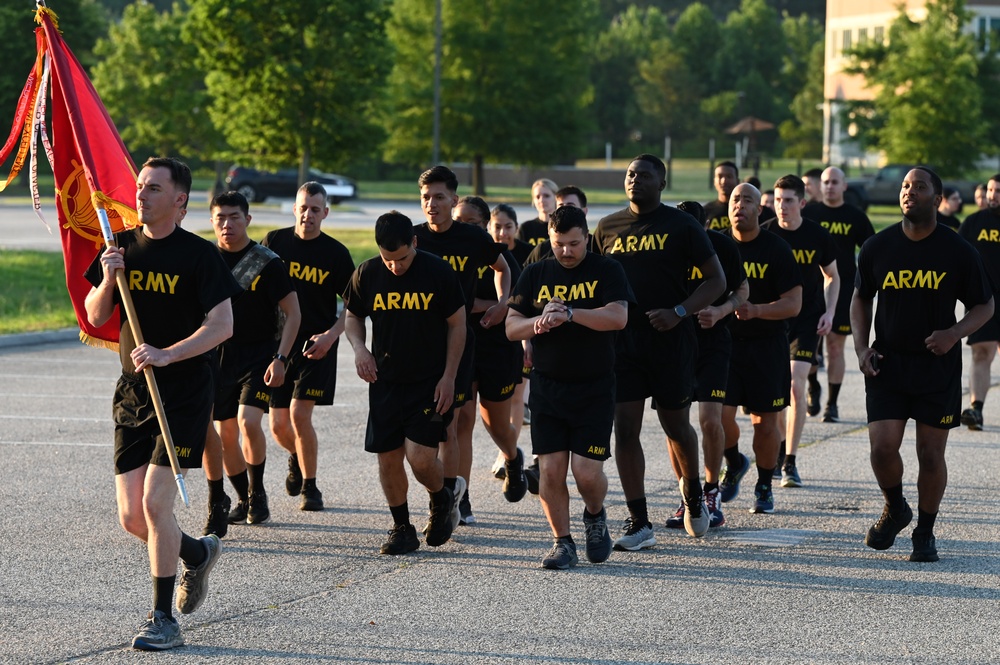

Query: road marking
717,529,819,547
0,415,107,422
0,440,111,448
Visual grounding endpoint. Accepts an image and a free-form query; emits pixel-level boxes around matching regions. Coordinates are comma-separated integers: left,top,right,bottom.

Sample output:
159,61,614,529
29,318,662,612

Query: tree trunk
473,154,485,196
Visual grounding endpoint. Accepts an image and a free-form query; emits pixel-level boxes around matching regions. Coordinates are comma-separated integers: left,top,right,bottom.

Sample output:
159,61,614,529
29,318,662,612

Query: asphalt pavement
1,331,998,664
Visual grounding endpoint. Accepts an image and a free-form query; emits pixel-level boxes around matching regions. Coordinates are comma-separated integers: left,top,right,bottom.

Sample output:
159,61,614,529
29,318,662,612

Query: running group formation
85,156,1000,651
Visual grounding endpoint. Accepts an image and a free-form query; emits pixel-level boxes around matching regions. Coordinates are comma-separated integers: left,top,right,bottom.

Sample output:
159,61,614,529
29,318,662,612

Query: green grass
0,251,77,334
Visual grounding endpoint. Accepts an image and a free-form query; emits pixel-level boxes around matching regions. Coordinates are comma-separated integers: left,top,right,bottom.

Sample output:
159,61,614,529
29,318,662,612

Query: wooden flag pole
95,203,190,507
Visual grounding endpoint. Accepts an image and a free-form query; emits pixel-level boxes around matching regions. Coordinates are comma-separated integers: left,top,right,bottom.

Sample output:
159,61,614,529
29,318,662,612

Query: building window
843,29,852,53
859,27,868,45
874,26,884,43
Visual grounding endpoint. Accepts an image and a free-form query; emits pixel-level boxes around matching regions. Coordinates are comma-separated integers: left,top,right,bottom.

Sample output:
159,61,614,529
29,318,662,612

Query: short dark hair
914,166,942,196
804,168,824,179
418,165,458,192
211,191,250,216
556,185,588,208
548,204,588,235
744,176,762,189
774,174,806,200
456,195,490,224
717,160,739,179
491,203,518,226
632,153,666,181
942,186,957,199
677,201,706,226
374,211,414,250
299,181,328,199
142,157,192,197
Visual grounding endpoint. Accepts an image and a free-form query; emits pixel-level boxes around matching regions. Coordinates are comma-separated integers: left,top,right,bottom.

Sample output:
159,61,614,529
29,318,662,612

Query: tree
779,14,825,159
842,0,986,175
382,0,599,193
91,2,222,160
185,0,392,181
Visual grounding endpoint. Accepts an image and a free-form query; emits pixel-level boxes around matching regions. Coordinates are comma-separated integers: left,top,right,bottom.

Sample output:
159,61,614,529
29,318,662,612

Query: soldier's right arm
85,246,125,327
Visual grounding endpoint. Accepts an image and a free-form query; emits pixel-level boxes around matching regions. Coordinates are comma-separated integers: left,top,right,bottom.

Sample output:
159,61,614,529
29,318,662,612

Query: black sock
626,497,649,525
785,454,796,468
302,477,317,492
914,508,937,534
430,487,450,508
828,383,842,406
247,461,266,495
228,470,249,502
723,446,743,468
444,477,457,493
881,484,906,515
756,466,773,487
583,506,604,519
973,400,984,412
704,481,719,494
682,477,702,500
808,373,821,391
207,477,226,504
389,502,410,526
153,576,175,618
179,533,206,567
556,534,575,545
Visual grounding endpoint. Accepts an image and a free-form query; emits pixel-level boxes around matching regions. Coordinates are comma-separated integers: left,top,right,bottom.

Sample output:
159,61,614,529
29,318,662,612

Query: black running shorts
788,313,821,366
364,376,453,453
529,371,614,461
113,367,213,475
967,305,1000,345
694,324,732,403
614,324,695,409
725,334,792,413
453,332,476,407
830,281,853,336
269,338,338,408
864,350,961,429
214,340,274,421
473,337,520,403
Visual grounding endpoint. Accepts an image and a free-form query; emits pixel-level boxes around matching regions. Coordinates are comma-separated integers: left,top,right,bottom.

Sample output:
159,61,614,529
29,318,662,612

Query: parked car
225,165,358,204
846,164,978,211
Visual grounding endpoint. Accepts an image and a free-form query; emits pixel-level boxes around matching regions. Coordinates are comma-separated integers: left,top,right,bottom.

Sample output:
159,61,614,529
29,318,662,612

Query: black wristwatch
566,305,574,323
673,304,687,318
273,353,289,366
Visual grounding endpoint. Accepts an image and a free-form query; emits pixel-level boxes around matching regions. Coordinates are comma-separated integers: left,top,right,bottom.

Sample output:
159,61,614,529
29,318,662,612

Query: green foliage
185,0,392,177
843,0,987,175
382,0,599,167
779,14,825,158
91,1,221,158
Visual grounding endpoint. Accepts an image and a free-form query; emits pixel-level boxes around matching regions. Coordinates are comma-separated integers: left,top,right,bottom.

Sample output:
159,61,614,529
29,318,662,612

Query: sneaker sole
247,512,270,525
132,635,184,651
781,478,803,488
750,505,775,514
612,536,656,551
909,551,939,562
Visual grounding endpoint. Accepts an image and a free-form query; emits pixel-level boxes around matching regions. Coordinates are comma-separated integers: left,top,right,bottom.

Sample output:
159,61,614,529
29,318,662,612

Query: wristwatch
673,304,687,318
566,305,574,323
273,353,289,366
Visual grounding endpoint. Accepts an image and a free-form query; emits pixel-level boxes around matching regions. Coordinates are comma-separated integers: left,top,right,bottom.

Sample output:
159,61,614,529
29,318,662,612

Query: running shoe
822,404,839,423
132,610,183,651
750,485,775,514
781,464,803,488
491,451,506,479
684,493,709,537
285,454,302,496
774,448,785,478
665,500,685,529
300,485,324,512
909,532,939,562
247,490,270,524
524,461,540,495
380,523,420,555
960,407,983,431
583,508,612,563
451,477,467,529
424,486,455,547
541,539,578,570
612,517,656,551
705,487,725,527
227,498,248,525
459,493,476,525
202,495,231,538
502,448,528,502
176,534,221,615
807,382,822,416
865,502,912,550
720,452,751,503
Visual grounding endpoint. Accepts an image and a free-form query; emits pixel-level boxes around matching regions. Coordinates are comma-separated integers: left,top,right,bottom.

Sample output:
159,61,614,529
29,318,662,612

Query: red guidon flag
0,6,138,349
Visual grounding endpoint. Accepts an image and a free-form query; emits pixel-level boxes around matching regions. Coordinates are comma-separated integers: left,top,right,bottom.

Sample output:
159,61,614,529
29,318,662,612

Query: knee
118,505,146,538
141,491,172,528
971,345,994,363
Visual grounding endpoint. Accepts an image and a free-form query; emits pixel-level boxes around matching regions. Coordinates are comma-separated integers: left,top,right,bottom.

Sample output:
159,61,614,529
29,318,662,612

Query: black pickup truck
845,164,979,210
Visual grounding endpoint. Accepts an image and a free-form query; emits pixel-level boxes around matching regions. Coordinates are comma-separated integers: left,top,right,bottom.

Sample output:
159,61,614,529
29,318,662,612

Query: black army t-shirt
959,208,1000,292
767,218,837,319
703,200,730,232
802,202,874,291
515,219,548,247
86,227,241,376
689,229,745,312
473,247,522,346
727,228,802,339
219,241,295,345
262,227,355,339
510,239,533,268
592,204,716,331
343,250,466,384
508,252,635,382
857,222,992,355
414,221,504,314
